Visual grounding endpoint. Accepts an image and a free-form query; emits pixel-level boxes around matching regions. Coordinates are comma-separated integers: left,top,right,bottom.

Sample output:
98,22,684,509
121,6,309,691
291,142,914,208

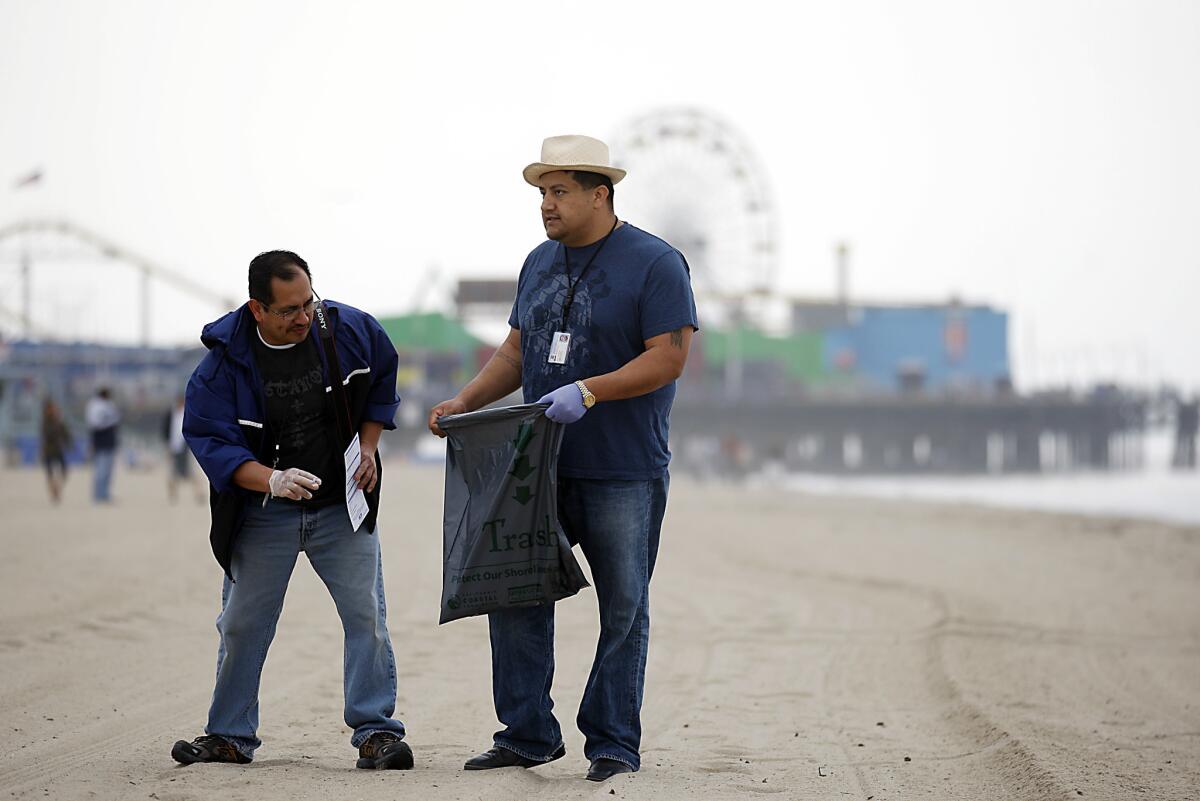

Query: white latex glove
268,467,321,500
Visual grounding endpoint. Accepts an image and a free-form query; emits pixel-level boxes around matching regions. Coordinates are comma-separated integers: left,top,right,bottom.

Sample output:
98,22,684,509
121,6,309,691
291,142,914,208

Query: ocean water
415,427,1197,525
775,431,1200,526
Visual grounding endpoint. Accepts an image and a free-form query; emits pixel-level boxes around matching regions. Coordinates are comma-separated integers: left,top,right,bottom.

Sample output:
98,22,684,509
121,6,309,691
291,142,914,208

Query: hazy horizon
2,0,1197,392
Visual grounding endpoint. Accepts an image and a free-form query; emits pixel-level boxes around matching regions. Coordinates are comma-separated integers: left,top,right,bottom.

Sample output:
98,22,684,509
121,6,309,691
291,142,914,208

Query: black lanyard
313,297,354,446
559,217,619,330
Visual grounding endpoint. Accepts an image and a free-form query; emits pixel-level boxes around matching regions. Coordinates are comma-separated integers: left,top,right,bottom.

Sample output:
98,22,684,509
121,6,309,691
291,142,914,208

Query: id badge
548,331,571,364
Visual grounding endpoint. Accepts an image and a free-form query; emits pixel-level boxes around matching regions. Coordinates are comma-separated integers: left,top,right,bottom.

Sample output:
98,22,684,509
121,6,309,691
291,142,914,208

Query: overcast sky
1,0,1197,391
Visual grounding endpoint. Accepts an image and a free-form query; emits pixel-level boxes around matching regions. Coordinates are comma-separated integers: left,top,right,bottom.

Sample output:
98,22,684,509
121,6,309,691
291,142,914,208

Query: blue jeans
488,475,668,771
205,501,404,758
92,448,115,502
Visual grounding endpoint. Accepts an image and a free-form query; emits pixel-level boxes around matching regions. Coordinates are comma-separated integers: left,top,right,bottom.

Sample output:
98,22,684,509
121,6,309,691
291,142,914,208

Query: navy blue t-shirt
508,222,699,480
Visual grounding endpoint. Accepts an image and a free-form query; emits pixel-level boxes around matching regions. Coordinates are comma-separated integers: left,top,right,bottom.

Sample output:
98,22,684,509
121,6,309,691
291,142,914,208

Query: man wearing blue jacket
172,250,412,771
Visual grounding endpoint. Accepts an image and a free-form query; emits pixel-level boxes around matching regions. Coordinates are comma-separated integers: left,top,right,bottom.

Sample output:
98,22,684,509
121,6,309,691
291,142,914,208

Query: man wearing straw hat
429,134,698,782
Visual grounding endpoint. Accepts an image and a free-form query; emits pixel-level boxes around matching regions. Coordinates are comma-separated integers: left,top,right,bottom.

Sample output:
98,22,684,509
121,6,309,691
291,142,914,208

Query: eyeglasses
262,296,317,322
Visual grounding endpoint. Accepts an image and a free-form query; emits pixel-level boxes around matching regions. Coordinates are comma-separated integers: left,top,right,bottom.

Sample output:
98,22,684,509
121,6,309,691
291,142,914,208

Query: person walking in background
429,135,698,782
85,387,120,503
1173,395,1198,469
163,394,203,503
40,398,71,504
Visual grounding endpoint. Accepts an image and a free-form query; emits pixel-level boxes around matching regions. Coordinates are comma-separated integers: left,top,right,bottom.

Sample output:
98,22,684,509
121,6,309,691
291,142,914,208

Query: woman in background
40,398,72,504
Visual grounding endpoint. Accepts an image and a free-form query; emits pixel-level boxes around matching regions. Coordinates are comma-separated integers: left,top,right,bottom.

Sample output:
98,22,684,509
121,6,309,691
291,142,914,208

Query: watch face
577,381,595,407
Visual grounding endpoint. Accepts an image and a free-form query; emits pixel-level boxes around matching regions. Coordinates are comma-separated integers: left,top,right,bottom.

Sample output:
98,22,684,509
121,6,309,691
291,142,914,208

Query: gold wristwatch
575,380,597,409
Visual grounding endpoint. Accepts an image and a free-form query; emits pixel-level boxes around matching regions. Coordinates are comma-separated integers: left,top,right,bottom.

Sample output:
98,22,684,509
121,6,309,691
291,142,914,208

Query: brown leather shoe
171,734,252,765
356,732,414,770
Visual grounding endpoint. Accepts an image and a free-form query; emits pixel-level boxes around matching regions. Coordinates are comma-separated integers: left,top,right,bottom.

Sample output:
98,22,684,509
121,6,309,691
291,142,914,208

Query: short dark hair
248,250,312,305
567,171,615,208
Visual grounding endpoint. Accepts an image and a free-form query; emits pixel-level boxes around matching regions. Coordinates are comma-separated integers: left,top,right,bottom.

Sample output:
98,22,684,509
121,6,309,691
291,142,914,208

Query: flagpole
13,167,43,339
21,240,31,340
141,269,150,346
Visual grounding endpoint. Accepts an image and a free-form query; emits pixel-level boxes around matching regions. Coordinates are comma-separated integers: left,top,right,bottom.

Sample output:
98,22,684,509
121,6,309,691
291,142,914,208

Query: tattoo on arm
669,328,684,349
495,349,521,373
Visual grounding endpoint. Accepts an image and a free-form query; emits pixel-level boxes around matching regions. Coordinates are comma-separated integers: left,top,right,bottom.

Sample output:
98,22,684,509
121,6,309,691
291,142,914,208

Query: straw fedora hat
522,134,627,187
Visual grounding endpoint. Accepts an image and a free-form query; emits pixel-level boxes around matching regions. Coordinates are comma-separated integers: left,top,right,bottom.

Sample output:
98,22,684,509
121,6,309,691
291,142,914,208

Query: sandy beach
1,460,1197,801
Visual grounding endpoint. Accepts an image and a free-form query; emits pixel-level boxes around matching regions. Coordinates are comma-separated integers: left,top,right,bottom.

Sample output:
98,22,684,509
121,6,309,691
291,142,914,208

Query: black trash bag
437,403,589,624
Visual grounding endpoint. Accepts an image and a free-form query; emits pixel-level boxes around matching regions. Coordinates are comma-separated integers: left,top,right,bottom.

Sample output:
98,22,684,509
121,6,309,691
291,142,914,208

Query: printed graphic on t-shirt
252,335,340,506
263,366,325,452
520,261,614,381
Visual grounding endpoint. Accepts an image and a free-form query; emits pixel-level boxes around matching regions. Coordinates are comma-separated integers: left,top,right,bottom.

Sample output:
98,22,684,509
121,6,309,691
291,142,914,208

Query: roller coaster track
0,218,237,344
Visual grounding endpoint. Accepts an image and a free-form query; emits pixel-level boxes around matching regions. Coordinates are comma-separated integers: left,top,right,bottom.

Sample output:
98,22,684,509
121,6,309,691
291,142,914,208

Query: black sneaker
171,734,252,765
356,732,414,770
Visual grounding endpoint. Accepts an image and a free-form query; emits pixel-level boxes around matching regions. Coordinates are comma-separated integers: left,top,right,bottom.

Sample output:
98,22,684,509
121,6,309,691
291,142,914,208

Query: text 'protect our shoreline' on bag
437,403,589,624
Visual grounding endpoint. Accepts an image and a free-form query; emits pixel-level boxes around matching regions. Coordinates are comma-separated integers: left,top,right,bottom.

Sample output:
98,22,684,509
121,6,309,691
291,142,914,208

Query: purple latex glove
538,383,588,424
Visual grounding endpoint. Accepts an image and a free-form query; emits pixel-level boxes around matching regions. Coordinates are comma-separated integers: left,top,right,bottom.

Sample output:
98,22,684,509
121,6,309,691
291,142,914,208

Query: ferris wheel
609,108,779,301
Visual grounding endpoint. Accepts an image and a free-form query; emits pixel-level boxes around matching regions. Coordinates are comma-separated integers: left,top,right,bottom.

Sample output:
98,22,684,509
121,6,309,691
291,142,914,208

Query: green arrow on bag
513,422,535,454
510,455,535,480
512,485,534,505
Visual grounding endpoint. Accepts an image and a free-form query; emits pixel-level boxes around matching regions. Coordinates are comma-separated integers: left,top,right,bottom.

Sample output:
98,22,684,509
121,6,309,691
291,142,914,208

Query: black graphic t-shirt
252,332,342,508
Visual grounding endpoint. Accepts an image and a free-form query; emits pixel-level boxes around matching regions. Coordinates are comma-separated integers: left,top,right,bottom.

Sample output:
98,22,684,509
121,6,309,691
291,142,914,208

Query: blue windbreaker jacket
183,299,400,577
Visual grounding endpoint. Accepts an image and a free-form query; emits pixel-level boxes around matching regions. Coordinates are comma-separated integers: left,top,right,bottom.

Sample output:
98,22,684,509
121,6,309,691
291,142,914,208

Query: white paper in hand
343,433,369,532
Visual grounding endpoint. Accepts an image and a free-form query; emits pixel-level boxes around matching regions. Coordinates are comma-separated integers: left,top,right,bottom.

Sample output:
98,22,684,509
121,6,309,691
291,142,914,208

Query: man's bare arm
583,326,693,403
233,460,273,493
428,327,523,436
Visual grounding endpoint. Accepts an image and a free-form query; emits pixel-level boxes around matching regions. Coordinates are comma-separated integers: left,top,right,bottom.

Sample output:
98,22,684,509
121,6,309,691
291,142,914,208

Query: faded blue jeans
488,474,668,771
92,448,115,502
205,501,405,759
